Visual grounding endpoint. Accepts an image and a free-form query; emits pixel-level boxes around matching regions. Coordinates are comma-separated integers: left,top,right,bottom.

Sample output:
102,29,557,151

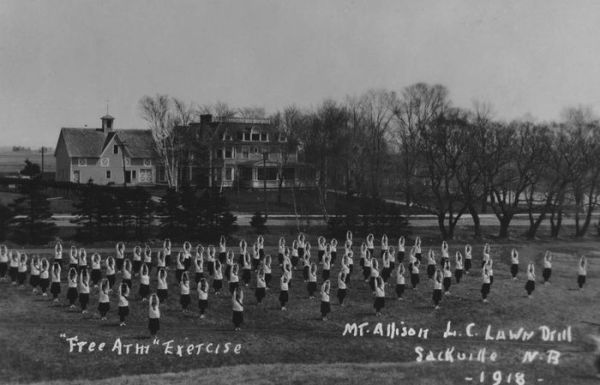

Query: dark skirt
39,278,50,292
118,306,129,321
219,252,227,264
374,297,385,311
175,269,184,283
116,258,124,271
362,266,370,280
307,282,317,296
481,283,491,299
233,310,244,327
543,268,551,282
397,251,405,263
298,247,305,259
107,274,116,288
302,266,309,280
148,318,160,335
337,288,347,304
213,279,223,291
318,250,325,263
180,294,191,309
98,302,110,316
255,287,266,303
279,290,289,306
320,301,331,316
139,284,150,298
251,258,260,271
465,259,472,271
0,262,7,277
122,278,132,289
195,272,204,283
415,253,422,263
455,269,463,283
91,269,102,285
331,251,337,265
396,284,405,298
578,275,586,288
198,299,208,314
411,273,420,288
79,293,89,309
510,264,519,278
242,269,251,284
382,267,391,282
17,271,26,285
525,280,535,294
265,273,272,288
443,277,452,292
29,275,39,288
277,253,284,266
207,261,215,276
291,256,299,267
157,288,168,302
427,264,435,279
224,265,231,281
51,282,61,296
322,269,330,281
229,281,239,294
132,260,141,274
432,289,442,305
67,287,78,303
165,254,171,267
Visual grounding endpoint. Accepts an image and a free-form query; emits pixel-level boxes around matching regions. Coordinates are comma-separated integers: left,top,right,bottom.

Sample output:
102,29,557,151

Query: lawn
0,233,599,385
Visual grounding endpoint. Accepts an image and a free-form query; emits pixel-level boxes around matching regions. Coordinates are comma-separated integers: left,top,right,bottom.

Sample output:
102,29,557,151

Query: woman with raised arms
183,241,193,270
180,271,191,312
366,234,375,261
510,248,519,280
121,259,132,290
175,252,186,284
255,267,267,305
139,263,150,301
454,251,464,284
8,250,18,284
98,278,110,320
542,251,552,285
369,258,380,293
77,248,88,275
90,253,102,288
363,250,373,282
322,248,332,281
380,234,389,260
238,239,247,267
330,238,338,266
225,249,234,282
525,263,536,298
578,255,588,290
156,249,166,272
157,268,168,303
297,232,306,266
410,252,421,290
359,242,368,275
69,245,78,270
432,269,443,309
163,239,172,267
486,258,494,286
54,241,63,267
264,254,272,288
105,256,116,289
396,263,406,300
374,276,385,316
302,248,311,282
0,245,8,281
441,241,450,266
207,245,216,276
341,254,351,285
78,268,90,313
278,237,286,266
242,251,252,287
397,236,406,263
426,249,436,280
213,259,224,295
482,243,491,268
283,258,293,288
148,293,160,337
279,272,290,311
50,263,61,302
257,234,265,260
414,236,422,263
481,266,491,303
389,246,396,272
39,257,50,296
464,244,472,274
132,245,142,275
381,250,392,283
307,263,318,299
194,249,204,284
115,242,125,271
442,260,452,295
290,239,299,270
17,252,28,286
232,286,244,331
118,282,130,326
143,244,152,272
197,277,209,318
66,267,78,308
320,280,331,321
229,263,240,294
219,235,227,264
29,255,40,294
251,242,261,271
337,269,348,306
346,249,354,277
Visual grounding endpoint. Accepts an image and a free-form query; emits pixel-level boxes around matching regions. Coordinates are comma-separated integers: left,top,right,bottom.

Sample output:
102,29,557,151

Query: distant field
0,148,55,174
1,237,599,384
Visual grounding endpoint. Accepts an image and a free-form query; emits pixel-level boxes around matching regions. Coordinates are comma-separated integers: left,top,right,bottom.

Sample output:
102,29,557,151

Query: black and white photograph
1,1,600,384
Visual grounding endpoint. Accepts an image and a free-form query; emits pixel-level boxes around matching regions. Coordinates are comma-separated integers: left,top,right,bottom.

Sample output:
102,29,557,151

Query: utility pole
117,138,128,187
263,151,268,218
40,146,45,176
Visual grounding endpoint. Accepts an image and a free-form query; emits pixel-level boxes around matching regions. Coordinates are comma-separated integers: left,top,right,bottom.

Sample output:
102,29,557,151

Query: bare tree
139,94,194,191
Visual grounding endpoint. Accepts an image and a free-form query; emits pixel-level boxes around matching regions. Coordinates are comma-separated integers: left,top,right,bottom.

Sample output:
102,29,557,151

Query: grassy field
0,148,55,174
1,233,600,385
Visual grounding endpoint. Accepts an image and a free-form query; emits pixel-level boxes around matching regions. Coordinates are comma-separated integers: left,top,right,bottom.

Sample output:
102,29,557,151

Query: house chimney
101,114,114,133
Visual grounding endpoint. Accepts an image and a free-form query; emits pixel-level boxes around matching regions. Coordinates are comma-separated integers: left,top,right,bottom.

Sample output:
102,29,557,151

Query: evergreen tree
0,203,13,241
9,180,57,244
72,180,98,241
159,188,182,239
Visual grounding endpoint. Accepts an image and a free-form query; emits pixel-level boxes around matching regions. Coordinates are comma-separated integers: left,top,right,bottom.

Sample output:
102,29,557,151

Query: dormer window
113,145,119,154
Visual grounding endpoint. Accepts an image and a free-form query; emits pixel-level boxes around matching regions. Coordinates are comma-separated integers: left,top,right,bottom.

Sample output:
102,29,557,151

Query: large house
54,115,159,185
176,114,313,189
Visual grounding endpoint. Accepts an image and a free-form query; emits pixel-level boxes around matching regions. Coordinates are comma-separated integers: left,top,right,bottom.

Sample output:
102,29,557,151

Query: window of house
257,167,278,181
113,145,119,154
243,128,251,141
106,170,111,179
278,133,287,142
253,147,259,153
260,132,268,141
223,133,232,141
216,149,223,159
251,130,260,141
224,167,233,181
224,148,233,159
242,147,249,158
237,132,244,141
132,170,137,180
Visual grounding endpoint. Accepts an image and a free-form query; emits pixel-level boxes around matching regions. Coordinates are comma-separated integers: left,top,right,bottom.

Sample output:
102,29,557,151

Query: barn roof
56,128,157,158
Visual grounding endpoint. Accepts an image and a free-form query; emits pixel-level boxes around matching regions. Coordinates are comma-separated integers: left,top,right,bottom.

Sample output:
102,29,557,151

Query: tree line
139,83,600,240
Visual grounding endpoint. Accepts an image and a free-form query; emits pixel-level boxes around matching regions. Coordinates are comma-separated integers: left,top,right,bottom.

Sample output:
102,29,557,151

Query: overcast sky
2,0,600,147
